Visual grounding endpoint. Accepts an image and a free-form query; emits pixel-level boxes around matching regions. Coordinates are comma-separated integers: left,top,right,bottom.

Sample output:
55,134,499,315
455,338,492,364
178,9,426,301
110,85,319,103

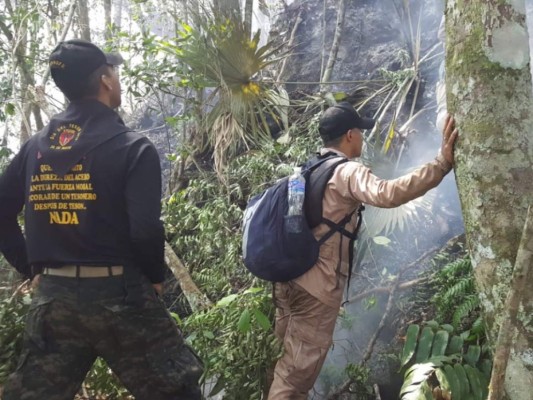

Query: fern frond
471,316,485,337
441,278,475,304
452,295,480,328
439,258,471,279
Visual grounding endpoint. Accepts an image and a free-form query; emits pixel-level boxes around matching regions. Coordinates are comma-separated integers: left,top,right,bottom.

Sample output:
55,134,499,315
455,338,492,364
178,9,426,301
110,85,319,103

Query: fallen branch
488,206,533,400
362,275,400,365
374,383,382,400
347,277,428,304
164,241,212,312
347,242,444,304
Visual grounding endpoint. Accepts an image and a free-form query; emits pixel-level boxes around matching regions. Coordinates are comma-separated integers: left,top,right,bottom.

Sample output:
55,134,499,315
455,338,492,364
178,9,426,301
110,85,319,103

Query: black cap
318,102,376,140
49,39,123,93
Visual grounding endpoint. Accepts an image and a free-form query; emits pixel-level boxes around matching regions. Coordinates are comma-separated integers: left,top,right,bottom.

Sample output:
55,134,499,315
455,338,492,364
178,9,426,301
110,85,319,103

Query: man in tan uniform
268,102,458,399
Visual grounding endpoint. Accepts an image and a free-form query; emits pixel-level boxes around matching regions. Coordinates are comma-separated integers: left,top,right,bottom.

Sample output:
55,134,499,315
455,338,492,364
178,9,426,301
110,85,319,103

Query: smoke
313,1,533,398
312,1,463,398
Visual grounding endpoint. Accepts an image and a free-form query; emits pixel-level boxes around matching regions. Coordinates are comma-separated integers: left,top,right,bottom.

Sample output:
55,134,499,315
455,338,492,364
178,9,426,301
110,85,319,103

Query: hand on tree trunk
441,114,458,166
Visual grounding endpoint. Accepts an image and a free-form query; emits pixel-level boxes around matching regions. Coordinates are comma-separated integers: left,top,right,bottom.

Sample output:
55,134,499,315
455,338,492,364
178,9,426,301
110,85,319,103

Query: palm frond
358,159,436,237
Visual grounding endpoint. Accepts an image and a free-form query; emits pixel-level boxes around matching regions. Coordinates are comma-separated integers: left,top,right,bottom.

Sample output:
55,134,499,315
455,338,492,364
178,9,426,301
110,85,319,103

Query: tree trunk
244,0,253,37
277,8,302,82
77,0,91,41
32,104,44,131
41,0,78,86
214,0,241,18
103,0,112,41
320,0,347,90
19,98,32,145
445,0,533,398
15,33,33,145
488,206,533,400
113,0,123,31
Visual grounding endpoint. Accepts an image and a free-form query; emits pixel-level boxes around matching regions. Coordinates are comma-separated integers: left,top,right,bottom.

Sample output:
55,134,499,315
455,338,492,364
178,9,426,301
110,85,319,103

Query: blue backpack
242,152,364,282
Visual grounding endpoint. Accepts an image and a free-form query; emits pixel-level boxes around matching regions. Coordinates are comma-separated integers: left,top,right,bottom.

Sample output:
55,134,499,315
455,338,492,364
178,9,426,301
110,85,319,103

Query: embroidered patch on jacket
49,124,82,150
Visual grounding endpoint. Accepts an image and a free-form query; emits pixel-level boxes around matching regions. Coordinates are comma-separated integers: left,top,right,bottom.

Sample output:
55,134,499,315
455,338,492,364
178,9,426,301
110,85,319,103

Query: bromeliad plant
170,8,290,176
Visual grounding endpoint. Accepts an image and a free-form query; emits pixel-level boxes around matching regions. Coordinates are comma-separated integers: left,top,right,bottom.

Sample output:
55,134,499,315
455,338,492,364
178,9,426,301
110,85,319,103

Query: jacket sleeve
0,151,31,278
125,139,166,283
338,153,452,208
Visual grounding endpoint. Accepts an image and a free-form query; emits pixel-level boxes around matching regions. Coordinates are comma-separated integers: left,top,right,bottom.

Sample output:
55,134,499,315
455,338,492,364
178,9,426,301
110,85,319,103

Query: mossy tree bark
445,1,533,398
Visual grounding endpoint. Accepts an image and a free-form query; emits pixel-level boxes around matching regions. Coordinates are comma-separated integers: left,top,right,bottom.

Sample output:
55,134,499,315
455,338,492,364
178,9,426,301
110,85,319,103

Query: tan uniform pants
268,282,338,400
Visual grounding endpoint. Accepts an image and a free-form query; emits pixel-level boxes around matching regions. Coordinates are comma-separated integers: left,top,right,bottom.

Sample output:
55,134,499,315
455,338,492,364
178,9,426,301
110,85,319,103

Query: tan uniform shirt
294,148,452,309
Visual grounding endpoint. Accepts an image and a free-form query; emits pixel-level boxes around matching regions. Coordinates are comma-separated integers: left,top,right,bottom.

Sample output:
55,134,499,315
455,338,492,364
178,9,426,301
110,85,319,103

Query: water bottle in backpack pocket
286,167,306,233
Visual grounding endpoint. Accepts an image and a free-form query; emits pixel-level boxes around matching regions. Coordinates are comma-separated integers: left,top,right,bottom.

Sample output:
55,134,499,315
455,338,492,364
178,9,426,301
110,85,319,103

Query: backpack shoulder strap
304,153,349,229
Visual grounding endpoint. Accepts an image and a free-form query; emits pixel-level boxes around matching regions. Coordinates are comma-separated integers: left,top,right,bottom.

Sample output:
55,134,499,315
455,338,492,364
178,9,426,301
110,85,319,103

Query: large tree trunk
103,0,112,41
243,0,253,37
77,0,91,41
445,0,533,398
213,0,240,17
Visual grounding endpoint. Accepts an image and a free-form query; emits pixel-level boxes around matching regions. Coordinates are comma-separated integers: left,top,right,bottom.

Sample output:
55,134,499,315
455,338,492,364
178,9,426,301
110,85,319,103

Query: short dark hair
322,134,344,148
61,64,112,101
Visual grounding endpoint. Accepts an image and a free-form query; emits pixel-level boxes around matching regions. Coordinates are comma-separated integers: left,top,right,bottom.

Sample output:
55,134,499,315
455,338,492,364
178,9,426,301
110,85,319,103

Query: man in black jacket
0,39,202,400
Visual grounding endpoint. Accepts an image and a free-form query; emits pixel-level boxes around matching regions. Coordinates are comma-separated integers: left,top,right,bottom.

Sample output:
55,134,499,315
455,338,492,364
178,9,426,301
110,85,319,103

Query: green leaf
476,367,489,399
203,331,215,339
4,103,15,116
440,324,454,334
401,325,420,368
401,362,435,397
402,378,433,400
446,335,464,355
460,330,471,340
333,92,347,101
415,327,434,363
169,311,181,325
253,309,271,331
464,365,483,400
425,320,439,330
237,309,251,333
435,368,452,399
454,364,470,398
464,345,481,366
373,236,391,246
166,153,178,162
243,287,263,294
479,359,492,378
216,294,238,307
443,364,460,399
430,330,449,358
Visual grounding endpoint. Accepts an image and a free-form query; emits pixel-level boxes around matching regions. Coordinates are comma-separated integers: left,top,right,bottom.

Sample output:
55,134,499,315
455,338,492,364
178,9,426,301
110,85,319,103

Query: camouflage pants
2,273,203,400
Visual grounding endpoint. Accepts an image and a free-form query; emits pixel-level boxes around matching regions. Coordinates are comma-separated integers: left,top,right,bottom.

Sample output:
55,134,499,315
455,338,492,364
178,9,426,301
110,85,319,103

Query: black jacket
0,99,166,283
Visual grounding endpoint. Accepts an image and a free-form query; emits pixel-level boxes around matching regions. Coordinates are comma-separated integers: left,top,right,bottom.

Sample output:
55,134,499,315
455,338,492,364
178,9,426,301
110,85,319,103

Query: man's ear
345,129,353,142
101,74,113,91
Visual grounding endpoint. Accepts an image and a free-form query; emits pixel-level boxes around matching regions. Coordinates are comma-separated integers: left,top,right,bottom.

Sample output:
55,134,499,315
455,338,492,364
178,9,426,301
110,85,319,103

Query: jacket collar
36,99,129,176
